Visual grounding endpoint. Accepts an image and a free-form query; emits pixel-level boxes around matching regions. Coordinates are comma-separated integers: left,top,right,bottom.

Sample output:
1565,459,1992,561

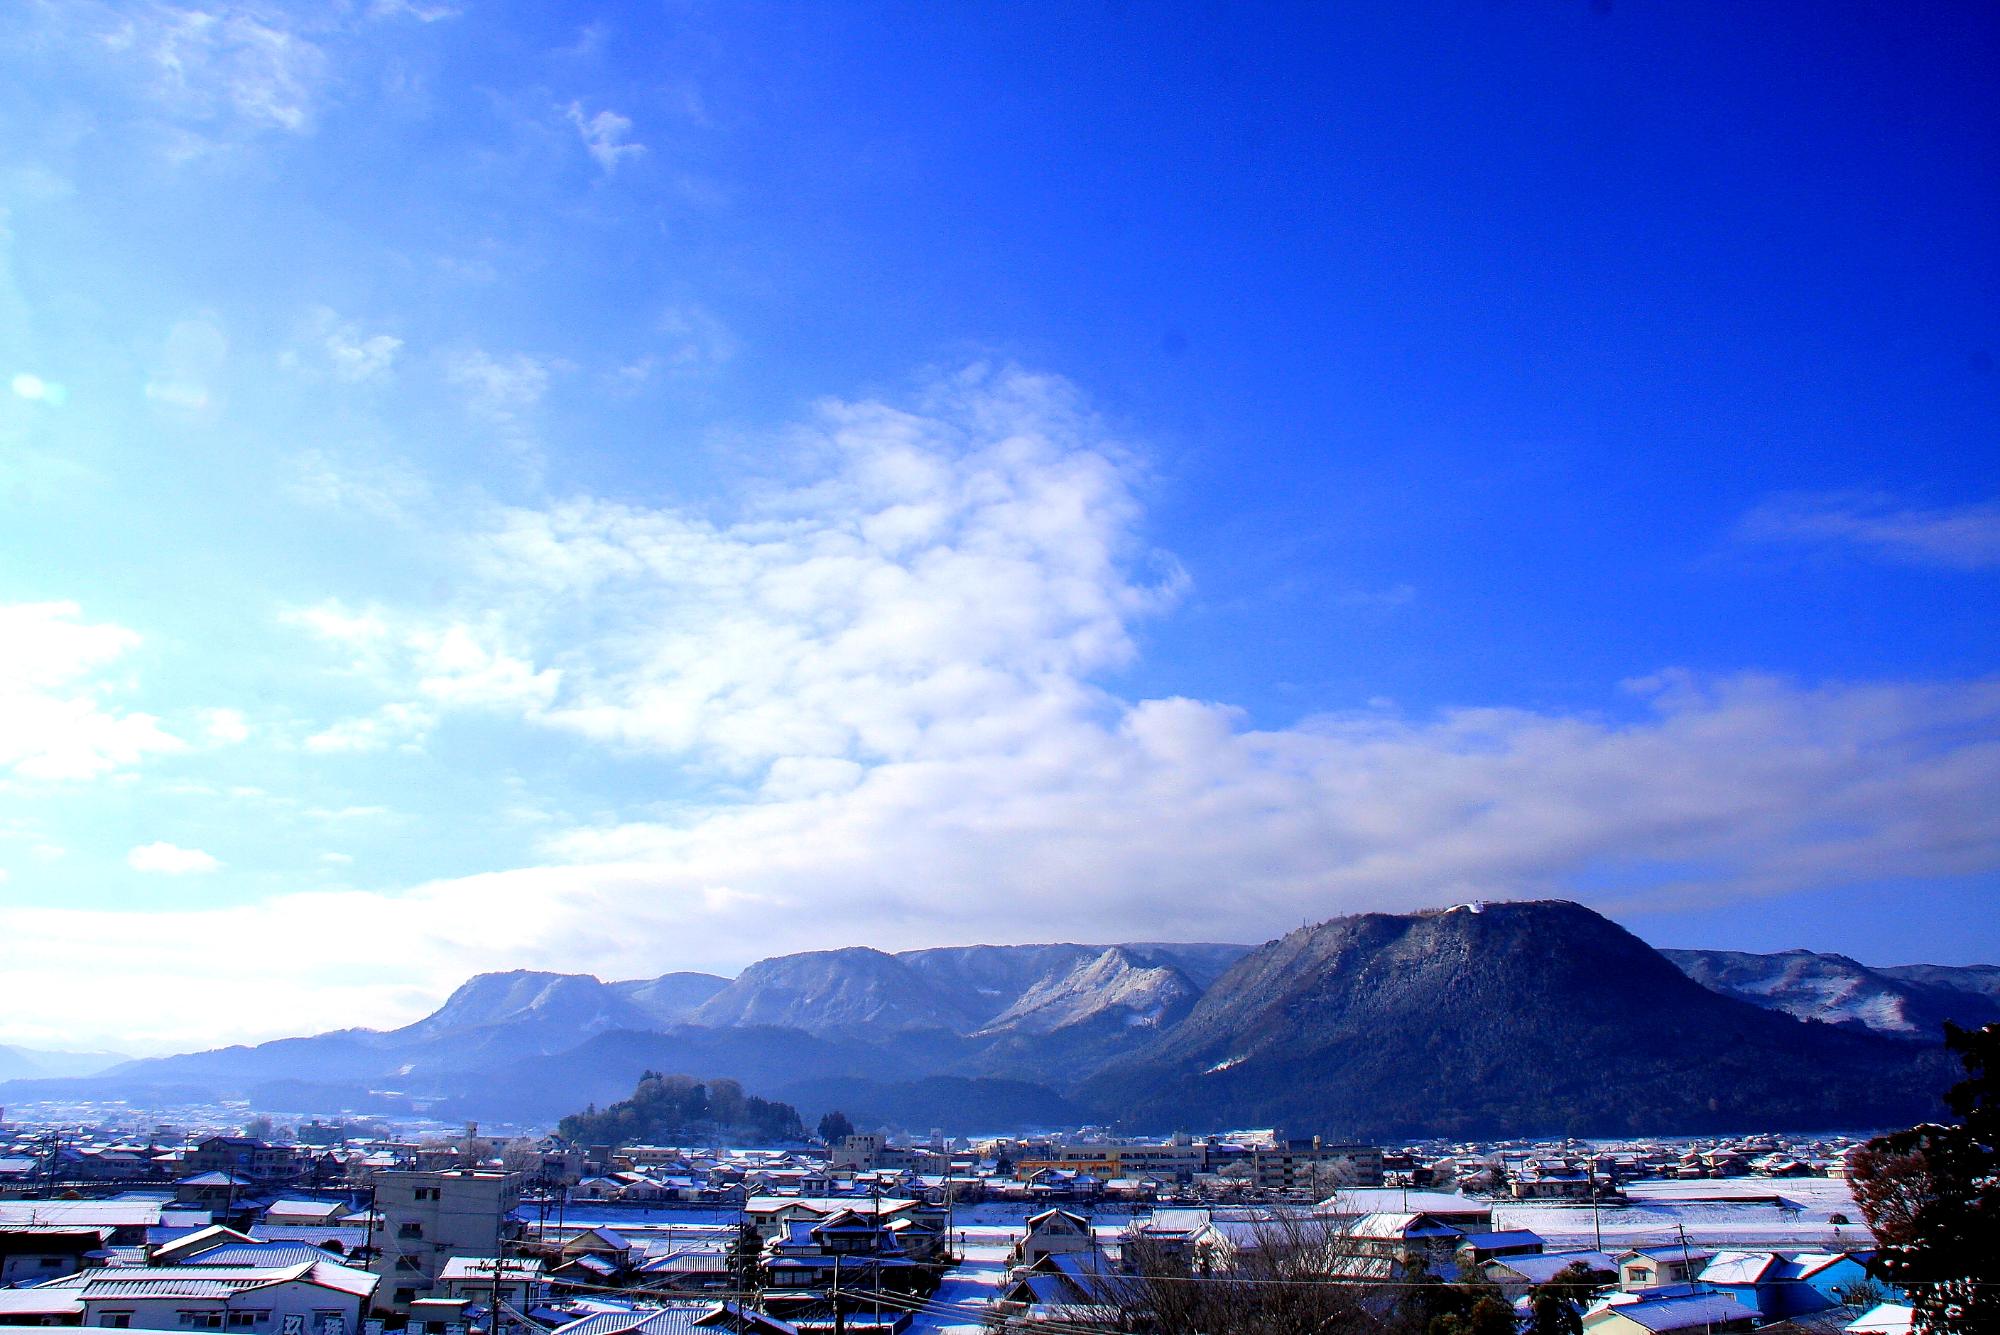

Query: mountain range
2,904,1988,1137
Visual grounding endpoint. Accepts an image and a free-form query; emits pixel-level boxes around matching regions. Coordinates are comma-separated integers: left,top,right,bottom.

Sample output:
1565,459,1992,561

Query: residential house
435,1258,550,1312
1010,1211,1094,1269
1582,1291,1759,1335
0,1230,105,1286
186,1139,302,1187
1618,1246,1715,1294
992,1250,1132,1327
63,1258,378,1334
1483,1250,1617,1301
1699,1251,1896,1321
1454,1230,1545,1267
759,1210,915,1330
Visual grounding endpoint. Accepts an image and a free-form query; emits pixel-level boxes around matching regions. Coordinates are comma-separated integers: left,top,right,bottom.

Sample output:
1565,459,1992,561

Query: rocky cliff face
976,946,1201,1035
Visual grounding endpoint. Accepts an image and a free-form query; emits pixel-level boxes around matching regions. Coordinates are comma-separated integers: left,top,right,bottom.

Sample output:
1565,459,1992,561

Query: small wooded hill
1081,901,1956,1138
558,1072,805,1147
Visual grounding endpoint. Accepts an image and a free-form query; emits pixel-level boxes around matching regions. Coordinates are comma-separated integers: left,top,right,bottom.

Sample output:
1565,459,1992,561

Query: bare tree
1107,1209,1375,1335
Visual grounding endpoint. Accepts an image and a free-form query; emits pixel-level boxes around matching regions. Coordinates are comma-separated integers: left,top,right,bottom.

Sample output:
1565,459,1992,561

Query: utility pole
1589,1174,1602,1252
832,1253,844,1335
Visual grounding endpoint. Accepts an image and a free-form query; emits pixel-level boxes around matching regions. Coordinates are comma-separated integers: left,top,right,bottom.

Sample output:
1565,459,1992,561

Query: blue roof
1461,1230,1544,1249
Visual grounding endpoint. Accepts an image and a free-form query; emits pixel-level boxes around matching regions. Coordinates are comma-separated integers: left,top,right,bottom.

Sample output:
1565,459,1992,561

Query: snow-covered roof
1844,1304,1915,1335
1587,1292,1757,1333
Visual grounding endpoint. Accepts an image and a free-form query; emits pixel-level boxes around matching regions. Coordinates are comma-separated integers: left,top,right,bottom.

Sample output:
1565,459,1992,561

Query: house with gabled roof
1618,1245,1714,1294
1010,1210,1093,1269
55,1257,378,1334
1583,1290,1759,1335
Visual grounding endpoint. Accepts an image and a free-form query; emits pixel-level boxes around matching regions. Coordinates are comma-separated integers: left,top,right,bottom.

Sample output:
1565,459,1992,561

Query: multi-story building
1014,1139,1210,1184
186,1138,304,1186
368,1170,522,1315
1251,1140,1384,1193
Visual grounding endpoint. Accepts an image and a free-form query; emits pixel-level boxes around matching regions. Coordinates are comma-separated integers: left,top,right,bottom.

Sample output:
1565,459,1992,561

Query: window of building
395,1256,421,1272
398,1223,423,1239
393,1290,416,1306
100,1314,134,1328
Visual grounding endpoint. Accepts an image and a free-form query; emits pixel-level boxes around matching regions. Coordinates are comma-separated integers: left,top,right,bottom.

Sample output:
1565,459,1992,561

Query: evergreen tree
818,1110,855,1143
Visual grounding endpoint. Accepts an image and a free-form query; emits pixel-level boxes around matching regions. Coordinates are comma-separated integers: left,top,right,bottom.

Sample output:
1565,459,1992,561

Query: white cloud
564,100,645,173
127,841,221,874
284,307,401,383
286,603,559,716
199,707,251,745
303,701,435,754
0,601,185,781
447,366,1178,772
1739,491,2000,570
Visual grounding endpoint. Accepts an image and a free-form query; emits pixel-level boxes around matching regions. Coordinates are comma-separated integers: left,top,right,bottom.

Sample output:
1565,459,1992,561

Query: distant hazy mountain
1082,901,1953,1138
1877,962,2000,1004
0,1045,127,1082
2,910,1979,1135
1664,948,2000,1039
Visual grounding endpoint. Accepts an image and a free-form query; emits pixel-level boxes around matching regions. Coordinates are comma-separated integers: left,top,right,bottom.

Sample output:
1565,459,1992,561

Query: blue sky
0,1,1995,1052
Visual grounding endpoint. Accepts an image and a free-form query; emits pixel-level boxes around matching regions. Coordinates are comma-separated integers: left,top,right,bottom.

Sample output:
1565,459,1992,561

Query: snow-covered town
0,1113,1925,1335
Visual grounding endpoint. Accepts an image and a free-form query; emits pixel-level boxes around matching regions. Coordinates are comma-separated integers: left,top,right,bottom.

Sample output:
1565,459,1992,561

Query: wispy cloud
287,449,431,520
113,4,330,135
1739,490,2000,570
301,701,435,754
282,307,401,383
564,100,645,173
445,348,551,463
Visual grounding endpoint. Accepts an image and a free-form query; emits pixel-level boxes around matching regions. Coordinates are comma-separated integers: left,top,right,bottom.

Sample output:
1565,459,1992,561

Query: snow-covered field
903,1228,1015,1335
1492,1177,1870,1251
